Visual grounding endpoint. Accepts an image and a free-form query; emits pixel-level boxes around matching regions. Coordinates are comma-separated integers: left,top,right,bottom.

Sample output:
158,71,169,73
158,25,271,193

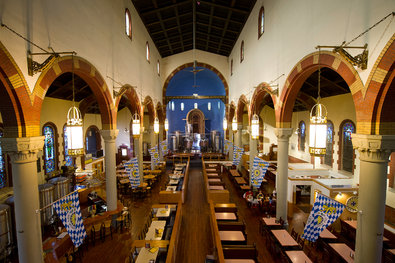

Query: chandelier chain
344,12,394,47
317,47,321,102
72,54,75,106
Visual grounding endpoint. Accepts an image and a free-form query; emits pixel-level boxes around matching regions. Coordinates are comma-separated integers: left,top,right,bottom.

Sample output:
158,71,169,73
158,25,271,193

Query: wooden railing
159,159,190,204
208,200,226,263
166,201,183,263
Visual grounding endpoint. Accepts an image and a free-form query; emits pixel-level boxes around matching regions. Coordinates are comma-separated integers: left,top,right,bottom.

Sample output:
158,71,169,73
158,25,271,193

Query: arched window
125,8,132,39
146,42,150,62
43,123,58,174
240,41,244,62
324,120,334,166
340,120,355,173
0,126,5,188
85,126,102,157
258,6,265,38
231,59,233,76
298,121,306,151
63,124,73,166
157,60,160,75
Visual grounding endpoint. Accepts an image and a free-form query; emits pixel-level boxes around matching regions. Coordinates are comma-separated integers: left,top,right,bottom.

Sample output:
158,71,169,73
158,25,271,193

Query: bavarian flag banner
127,157,140,189
149,145,160,166
53,191,86,247
250,156,269,188
160,140,168,157
224,139,232,155
302,193,345,242
232,145,244,165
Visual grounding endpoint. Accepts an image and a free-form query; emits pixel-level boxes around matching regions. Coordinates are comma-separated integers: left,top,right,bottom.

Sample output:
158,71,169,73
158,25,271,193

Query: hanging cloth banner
160,140,168,157
53,191,86,248
232,145,244,166
301,193,345,242
250,156,269,188
126,157,140,189
224,139,232,155
148,145,160,166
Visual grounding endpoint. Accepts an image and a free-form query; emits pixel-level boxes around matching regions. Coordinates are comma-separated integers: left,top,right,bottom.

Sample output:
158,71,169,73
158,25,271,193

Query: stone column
229,131,234,162
249,135,258,187
352,134,395,263
150,126,158,170
236,124,243,148
275,128,293,225
159,125,164,161
100,129,119,211
0,136,45,263
134,132,144,184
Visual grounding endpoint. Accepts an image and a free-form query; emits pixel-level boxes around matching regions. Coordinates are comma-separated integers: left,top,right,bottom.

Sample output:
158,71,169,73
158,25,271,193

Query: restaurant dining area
0,0,394,262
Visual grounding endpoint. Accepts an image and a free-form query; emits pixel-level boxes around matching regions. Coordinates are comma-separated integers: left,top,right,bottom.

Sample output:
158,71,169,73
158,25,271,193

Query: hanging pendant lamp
154,117,159,134
251,114,260,140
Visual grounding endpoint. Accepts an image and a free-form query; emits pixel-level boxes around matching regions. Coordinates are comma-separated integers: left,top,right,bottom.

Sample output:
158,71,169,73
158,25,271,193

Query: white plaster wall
116,108,132,148
259,105,276,154
228,0,394,103
0,0,162,104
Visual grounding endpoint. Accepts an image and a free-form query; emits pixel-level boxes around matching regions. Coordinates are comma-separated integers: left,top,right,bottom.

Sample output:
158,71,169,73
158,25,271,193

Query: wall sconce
154,117,159,134
164,118,169,132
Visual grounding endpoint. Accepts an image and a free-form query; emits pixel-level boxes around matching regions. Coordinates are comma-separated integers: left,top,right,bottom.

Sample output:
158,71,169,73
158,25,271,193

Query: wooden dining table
230,170,241,177
208,178,222,183
235,177,247,185
215,212,237,221
209,185,225,190
344,220,389,242
329,243,354,263
144,220,167,240
319,228,337,240
285,250,313,263
271,229,299,249
219,230,246,245
260,217,282,233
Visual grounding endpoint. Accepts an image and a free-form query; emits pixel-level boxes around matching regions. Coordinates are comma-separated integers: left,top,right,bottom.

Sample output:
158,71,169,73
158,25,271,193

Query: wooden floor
33,160,314,263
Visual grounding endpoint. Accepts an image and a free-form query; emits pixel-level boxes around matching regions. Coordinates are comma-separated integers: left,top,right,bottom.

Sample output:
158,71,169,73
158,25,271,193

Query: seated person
243,190,253,202
256,190,264,200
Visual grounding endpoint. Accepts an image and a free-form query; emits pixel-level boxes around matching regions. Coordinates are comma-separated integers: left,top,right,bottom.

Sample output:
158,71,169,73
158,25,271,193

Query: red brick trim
236,94,249,123
249,82,277,123
143,96,155,125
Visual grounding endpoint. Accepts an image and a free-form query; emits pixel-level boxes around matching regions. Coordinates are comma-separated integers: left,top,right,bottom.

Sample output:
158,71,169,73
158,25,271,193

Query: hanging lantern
309,103,327,156
154,117,159,134
132,113,141,138
66,106,84,156
251,114,259,140
223,117,227,131
164,118,169,131
232,116,238,132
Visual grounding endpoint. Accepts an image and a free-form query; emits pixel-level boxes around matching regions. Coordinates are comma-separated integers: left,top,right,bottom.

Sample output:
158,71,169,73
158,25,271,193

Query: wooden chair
102,219,113,240
291,228,298,239
92,223,103,244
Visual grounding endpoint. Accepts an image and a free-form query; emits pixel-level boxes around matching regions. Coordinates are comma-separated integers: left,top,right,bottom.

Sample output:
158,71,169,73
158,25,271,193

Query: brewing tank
48,177,71,200
38,183,55,225
0,204,12,259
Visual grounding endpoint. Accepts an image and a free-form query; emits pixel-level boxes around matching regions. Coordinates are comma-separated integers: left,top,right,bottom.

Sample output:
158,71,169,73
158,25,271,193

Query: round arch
363,35,395,135
277,50,364,128
227,101,237,122
33,55,116,130
156,102,164,124
115,84,142,116
162,62,229,105
143,96,155,125
186,109,205,134
0,41,34,137
236,94,249,124
250,82,277,122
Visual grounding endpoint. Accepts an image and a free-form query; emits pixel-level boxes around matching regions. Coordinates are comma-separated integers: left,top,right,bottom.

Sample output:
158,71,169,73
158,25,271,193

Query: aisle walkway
175,162,214,262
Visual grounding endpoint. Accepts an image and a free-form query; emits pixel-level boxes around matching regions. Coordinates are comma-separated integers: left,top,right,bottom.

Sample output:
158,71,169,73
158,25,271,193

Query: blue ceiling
166,66,225,96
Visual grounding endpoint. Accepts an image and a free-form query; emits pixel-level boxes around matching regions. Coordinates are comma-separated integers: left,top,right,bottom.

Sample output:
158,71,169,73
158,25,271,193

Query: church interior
0,0,394,262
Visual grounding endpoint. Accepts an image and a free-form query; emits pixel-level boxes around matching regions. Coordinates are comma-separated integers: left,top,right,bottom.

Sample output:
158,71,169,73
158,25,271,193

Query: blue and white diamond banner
126,157,140,189
250,156,269,188
160,140,168,157
148,145,160,166
53,191,86,248
301,193,345,242
224,139,232,155
232,145,244,166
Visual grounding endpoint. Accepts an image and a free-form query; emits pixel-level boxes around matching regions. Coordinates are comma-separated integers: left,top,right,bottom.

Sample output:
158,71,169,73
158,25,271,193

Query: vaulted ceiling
131,0,257,57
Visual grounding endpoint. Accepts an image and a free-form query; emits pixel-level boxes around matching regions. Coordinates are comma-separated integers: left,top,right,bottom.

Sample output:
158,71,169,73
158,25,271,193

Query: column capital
237,124,243,130
275,128,293,140
352,134,395,162
100,129,119,141
0,136,45,163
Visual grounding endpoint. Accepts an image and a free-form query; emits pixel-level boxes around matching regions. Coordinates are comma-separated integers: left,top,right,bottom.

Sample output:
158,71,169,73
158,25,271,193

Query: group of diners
209,202,258,263
115,160,165,199
164,163,185,192
128,203,181,263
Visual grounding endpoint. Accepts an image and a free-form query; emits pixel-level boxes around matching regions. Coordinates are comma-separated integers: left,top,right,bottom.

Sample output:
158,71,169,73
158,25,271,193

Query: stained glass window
44,125,56,174
341,121,355,173
298,121,306,151
125,9,132,39
0,129,5,188
240,41,244,62
324,121,334,166
63,126,73,166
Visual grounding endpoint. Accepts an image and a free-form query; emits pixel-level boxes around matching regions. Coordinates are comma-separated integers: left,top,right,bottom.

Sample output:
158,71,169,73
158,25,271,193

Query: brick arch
236,94,249,124
143,96,155,124
162,62,229,105
363,34,395,135
278,50,364,128
33,55,116,130
0,41,35,137
156,102,164,124
249,82,277,122
115,85,142,116
227,101,237,122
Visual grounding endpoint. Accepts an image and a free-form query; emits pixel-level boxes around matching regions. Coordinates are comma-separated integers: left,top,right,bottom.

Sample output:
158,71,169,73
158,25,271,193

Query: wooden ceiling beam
173,0,185,52
196,11,243,24
320,75,350,93
217,0,235,53
150,22,192,36
139,0,190,16
204,3,215,51
198,0,249,15
152,0,174,55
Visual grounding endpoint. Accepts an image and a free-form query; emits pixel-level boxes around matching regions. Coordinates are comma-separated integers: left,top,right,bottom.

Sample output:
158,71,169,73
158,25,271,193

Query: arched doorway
187,109,205,134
